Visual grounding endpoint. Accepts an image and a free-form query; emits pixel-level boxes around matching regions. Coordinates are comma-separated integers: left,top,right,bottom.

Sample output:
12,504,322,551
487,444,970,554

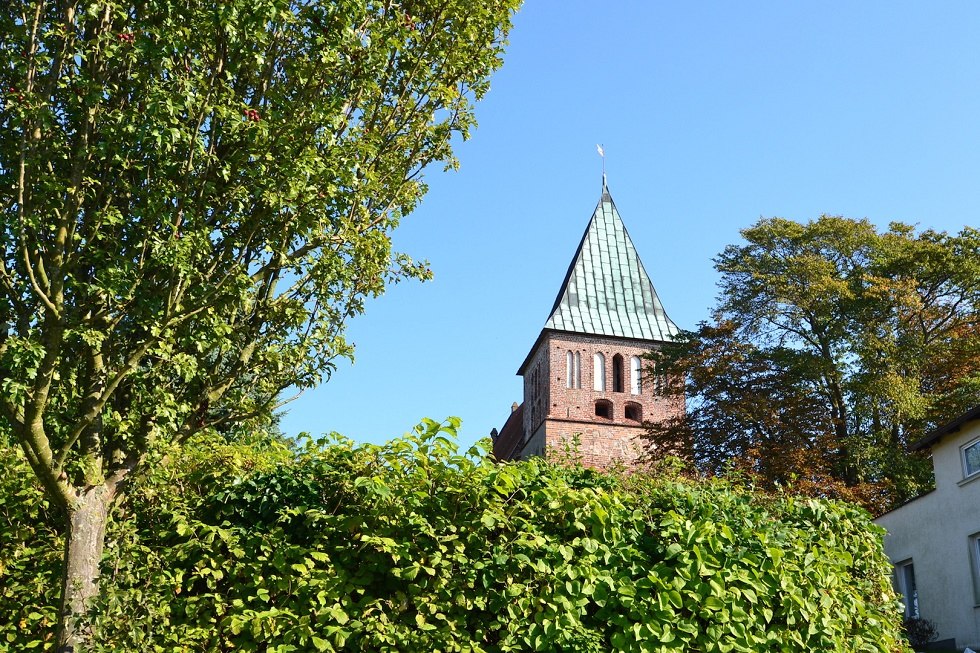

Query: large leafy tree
648,217,980,512
0,0,519,648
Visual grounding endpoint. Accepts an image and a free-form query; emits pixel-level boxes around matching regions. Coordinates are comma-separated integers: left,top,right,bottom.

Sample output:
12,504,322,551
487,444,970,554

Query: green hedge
0,443,62,648
1,419,910,652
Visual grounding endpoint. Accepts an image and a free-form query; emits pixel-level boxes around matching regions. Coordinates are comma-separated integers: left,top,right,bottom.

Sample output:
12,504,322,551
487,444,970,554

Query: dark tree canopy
0,0,520,648
647,216,980,512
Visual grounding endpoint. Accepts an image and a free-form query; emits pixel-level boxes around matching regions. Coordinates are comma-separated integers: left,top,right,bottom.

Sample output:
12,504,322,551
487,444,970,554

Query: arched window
593,353,606,391
651,363,666,395
595,399,613,419
612,354,624,393
630,356,642,395
574,351,582,389
625,402,642,422
566,351,574,389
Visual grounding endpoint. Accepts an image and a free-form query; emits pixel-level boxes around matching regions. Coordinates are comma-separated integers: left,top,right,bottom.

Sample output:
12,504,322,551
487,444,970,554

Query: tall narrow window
971,533,980,605
896,560,919,618
963,437,980,479
566,351,574,389
612,354,624,393
630,356,642,395
574,352,582,389
593,353,606,391
651,363,666,395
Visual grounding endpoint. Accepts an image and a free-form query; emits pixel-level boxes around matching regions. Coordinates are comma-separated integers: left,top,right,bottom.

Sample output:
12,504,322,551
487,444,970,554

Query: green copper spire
543,184,679,341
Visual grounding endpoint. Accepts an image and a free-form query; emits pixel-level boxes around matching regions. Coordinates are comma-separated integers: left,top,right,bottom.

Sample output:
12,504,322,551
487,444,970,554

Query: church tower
492,182,684,467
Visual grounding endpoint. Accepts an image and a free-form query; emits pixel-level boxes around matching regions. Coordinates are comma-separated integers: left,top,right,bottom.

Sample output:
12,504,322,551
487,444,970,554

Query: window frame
895,559,919,619
629,356,642,395
970,532,980,606
593,353,606,392
961,436,980,480
612,354,624,393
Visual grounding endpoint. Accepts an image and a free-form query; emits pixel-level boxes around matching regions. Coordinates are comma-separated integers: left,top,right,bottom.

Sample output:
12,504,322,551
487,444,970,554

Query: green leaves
0,422,912,651
3,2,520,643
651,216,980,512
1,0,521,503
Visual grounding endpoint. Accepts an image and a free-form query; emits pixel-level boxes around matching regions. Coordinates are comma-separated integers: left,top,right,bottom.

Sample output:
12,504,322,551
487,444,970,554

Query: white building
875,405,980,650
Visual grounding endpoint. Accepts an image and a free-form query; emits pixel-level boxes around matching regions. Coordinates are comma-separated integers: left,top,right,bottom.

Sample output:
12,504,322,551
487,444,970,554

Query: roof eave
516,327,676,376
910,404,980,451
516,330,550,376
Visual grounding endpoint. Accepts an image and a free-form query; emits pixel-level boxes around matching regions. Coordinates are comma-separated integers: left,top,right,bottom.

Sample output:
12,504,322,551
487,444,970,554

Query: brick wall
521,330,685,468
521,343,550,442
542,420,649,468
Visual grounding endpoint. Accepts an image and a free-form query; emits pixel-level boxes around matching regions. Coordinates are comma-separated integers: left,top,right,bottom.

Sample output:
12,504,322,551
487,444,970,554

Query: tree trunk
56,484,114,652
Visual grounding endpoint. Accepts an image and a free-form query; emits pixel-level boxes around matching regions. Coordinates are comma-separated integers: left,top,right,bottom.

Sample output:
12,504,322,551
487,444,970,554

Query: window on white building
895,560,919,618
970,532,980,606
593,353,606,391
962,437,980,479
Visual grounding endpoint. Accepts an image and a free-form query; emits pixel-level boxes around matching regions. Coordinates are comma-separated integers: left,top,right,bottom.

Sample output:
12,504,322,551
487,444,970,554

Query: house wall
875,419,980,649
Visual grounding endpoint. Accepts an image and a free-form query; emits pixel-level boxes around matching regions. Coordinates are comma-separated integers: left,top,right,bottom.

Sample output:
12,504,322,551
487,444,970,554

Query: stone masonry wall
524,330,685,468
521,342,551,444
543,420,649,468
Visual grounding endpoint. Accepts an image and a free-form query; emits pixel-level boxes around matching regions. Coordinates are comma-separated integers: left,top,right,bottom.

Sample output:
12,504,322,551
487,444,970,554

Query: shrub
903,616,938,649
2,419,912,652
0,445,62,650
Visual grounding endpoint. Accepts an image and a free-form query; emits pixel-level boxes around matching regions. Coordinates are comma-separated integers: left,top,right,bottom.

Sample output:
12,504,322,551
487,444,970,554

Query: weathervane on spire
596,143,606,187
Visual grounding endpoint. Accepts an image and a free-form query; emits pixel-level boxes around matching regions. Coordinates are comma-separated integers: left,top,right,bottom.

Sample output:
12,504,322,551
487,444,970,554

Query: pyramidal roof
543,183,679,342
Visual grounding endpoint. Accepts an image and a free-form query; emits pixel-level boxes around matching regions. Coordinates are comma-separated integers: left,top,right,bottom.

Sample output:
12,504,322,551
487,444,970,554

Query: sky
279,1,980,448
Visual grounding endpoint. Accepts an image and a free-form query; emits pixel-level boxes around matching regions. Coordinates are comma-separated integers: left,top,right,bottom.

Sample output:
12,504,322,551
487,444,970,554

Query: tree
647,216,980,511
0,0,519,648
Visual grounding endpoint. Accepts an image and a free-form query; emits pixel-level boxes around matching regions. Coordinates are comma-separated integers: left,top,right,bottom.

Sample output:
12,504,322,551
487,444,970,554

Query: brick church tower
492,182,684,467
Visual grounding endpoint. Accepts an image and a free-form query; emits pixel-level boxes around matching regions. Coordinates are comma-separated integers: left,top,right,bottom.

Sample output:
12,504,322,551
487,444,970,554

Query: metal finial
596,143,606,187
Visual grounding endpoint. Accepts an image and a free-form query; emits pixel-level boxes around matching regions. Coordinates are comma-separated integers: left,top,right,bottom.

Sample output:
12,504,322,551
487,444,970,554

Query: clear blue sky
279,1,980,447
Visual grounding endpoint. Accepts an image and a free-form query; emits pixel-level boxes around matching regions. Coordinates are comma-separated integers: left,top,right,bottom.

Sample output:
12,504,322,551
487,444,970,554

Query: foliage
902,616,938,650
647,216,980,511
1,0,519,501
0,429,293,650
0,441,63,650
1,0,519,645
2,419,912,652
